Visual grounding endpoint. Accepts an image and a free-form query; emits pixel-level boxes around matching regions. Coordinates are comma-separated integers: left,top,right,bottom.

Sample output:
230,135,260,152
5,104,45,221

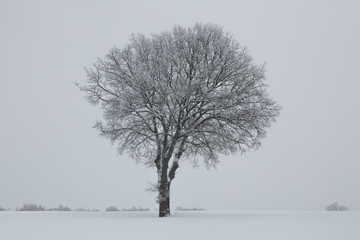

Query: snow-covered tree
79,23,280,217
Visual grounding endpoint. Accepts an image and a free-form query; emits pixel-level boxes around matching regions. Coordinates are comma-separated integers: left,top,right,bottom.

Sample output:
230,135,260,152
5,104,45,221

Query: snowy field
0,211,359,240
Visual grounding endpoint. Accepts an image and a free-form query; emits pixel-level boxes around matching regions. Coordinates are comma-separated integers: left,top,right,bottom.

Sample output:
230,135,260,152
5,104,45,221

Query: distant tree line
0,204,150,212
0,204,99,212
1,203,351,212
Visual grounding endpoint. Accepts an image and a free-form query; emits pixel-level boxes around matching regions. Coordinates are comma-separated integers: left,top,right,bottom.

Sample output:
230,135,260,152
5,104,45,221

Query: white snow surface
0,211,359,240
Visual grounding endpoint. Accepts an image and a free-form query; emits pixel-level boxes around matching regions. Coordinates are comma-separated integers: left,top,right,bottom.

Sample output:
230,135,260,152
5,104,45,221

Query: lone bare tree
79,23,280,217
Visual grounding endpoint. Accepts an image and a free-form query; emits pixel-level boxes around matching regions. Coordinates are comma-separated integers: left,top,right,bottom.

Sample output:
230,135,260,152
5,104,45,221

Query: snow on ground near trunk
0,211,359,240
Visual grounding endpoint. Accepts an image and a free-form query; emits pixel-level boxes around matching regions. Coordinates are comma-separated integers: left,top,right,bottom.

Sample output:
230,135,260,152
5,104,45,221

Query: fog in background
1,0,359,211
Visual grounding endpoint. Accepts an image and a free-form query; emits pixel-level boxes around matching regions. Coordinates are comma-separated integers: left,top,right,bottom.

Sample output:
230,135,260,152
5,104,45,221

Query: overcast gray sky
1,0,359,211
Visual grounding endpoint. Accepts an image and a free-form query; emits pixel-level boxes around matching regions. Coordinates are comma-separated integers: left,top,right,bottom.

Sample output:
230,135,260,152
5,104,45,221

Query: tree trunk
158,182,170,217
157,140,184,217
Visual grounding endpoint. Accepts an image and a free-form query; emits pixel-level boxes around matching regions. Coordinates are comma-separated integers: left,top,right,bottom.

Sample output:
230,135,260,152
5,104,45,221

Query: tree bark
158,181,171,217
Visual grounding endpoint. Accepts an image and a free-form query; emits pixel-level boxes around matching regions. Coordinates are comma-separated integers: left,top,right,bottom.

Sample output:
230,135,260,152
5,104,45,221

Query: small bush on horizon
176,207,205,211
0,206,9,211
122,206,150,211
106,206,120,211
326,202,349,211
47,205,72,211
73,208,99,212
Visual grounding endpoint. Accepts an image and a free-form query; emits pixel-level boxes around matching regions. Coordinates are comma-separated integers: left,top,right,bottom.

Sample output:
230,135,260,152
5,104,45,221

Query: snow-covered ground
0,211,359,240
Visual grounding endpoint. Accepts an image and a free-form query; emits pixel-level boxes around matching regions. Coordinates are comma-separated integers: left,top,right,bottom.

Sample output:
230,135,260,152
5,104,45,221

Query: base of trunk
159,197,170,217
159,209,170,217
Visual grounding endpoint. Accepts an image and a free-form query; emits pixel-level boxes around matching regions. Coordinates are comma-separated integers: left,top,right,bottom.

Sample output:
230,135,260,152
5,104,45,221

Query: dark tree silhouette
79,23,280,217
